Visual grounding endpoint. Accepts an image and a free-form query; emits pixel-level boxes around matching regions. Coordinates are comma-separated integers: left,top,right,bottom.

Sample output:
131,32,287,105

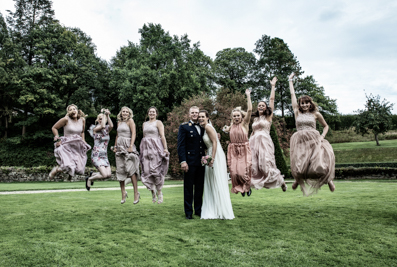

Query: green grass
1,181,397,266
0,180,183,192
325,129,397,144
331,139,397,164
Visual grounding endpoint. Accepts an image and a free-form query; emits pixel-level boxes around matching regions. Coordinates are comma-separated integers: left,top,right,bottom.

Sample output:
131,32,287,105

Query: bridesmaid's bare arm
269,77,277,121
205,124,217,167
127,119,136,153
157,120,168,153
106,112,113,132
113,122,119,152
315,112,329,140
52,117,67,137
243,89,252,127
289,73,299,118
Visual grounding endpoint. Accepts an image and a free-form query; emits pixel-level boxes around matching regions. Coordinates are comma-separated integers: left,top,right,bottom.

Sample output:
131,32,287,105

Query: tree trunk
3,117,8,139
375,133,380,146
22,109,27,136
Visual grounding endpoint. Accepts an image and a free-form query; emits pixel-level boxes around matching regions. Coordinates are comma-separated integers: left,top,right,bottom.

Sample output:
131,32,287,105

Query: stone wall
0,167,172,182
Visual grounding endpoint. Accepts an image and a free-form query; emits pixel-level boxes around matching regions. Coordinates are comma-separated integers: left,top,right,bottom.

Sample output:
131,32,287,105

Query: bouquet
201,155,213,167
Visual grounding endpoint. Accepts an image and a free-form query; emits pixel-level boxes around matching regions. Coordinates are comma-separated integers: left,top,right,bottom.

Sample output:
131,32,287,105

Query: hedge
270,124,290,177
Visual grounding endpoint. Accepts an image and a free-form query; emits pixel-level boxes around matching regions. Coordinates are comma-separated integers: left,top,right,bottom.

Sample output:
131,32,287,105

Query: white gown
201,124,235,220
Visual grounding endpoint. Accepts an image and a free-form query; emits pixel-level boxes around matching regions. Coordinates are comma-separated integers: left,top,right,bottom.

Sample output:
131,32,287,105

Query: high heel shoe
152,191,157,203
328,181,335,192
121,191,128,204
133,192,140,204
247,189,252,197
49,166,59,179
292,181,299,190
157,192,163,204
89,171,94,186
281,183,287,192
85,177,91,191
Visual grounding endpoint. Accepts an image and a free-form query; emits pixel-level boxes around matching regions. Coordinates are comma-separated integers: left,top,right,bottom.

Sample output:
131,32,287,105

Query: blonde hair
117,106,133,122
228,106,247,126
189,106,200,112
95,113,107,125
65,104,86,120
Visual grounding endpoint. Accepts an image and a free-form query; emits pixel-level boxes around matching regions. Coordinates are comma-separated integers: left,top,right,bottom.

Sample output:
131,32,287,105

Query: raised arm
127,119,136,152
106,110,113,132
243,88,252,125
205,125,217,167
315,112,329,140
157,120,169,154
288,73,299,117
268,77,277,120
113,122,119,152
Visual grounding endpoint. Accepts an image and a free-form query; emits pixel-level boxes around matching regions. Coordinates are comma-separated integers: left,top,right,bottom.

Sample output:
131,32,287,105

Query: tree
110,23,214,143
213,48,256,94
253,35,303,119
353,94,394,146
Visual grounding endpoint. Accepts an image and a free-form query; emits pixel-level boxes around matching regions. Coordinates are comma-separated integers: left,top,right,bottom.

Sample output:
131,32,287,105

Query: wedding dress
201,124,234,220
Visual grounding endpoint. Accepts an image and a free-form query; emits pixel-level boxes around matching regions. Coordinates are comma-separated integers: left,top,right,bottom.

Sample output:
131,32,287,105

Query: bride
199,110,234,220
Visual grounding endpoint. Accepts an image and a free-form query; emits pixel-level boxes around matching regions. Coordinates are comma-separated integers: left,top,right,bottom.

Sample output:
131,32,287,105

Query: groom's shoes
186,214,193,220
195,213,201,218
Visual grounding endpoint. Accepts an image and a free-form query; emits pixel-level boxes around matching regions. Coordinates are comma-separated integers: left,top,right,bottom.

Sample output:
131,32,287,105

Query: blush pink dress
227,123,252,194
139,120,169,191
54,117,91,176
290,112,335,196
115,121,140,182
249,117,285,189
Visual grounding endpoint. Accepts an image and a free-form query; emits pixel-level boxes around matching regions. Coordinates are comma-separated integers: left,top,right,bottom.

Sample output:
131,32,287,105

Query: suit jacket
177,121,206,167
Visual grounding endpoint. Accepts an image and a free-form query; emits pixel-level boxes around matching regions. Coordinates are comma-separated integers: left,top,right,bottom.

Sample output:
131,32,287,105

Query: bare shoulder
156,120,164,127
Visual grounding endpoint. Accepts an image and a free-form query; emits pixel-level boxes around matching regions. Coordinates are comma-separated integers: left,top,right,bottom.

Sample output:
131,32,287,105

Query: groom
177,106,206,219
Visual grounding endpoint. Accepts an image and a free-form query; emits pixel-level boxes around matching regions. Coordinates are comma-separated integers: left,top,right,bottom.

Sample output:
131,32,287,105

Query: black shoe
241,192,245,197
89,171,94,186
186,215,193,220
85,177,90,191
195,213,201,218
247,189,252,197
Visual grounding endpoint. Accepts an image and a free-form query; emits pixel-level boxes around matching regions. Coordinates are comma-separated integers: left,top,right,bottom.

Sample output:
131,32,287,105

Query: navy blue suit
177,121,206,216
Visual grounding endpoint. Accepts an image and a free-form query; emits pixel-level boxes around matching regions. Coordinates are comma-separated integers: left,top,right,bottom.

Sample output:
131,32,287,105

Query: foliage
213,47,256,94
269,123,289,177
335,162,397,168
253,35,303,117
353,94,394,146
335,167,397,179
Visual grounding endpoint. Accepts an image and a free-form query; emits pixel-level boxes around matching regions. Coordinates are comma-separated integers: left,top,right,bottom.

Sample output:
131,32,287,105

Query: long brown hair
298,95,318,113
252,101,272,118
65,104,86,120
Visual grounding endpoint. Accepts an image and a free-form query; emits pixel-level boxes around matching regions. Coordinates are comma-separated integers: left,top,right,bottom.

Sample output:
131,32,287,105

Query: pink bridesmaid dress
227,123,252,194
139,120,169,192
249,117,285,189
290,112,335,196
54,116,91,176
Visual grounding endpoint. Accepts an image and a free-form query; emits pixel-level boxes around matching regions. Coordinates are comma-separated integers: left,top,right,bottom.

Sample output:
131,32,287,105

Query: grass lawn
1,181,397,266
331,139,397,164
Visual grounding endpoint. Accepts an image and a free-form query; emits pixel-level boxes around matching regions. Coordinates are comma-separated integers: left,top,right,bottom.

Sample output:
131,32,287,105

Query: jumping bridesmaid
288,72,336,196
113,107,140,204
139,107,169,204
85,109,113,191
49,104,91,178
223,89,253,197
250,77,287,192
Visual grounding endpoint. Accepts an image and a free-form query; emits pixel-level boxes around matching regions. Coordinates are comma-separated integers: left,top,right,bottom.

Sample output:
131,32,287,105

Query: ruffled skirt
290,129,335,196
115,136,140,181
139,137,169,191
54,134,91,176
249,131,284,189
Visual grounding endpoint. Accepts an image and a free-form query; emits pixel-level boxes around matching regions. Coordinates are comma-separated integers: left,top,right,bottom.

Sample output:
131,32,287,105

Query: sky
1,0,396,114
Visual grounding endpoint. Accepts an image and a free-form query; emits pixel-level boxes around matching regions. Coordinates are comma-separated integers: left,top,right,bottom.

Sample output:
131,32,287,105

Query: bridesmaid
85,109,113,191
139,107,169,204
49,104,91,178
113,107,141,204
288,72,336,196
223,89,253,197
250,77,287,191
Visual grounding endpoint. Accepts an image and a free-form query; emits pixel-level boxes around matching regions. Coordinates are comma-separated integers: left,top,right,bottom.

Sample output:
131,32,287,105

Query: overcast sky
2,0,396,114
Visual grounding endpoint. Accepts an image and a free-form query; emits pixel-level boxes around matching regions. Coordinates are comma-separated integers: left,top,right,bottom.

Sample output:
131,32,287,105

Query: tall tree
254,35,303,119
0,12,24,138
110,23,214,125
353,94,394,146
213,47,256,94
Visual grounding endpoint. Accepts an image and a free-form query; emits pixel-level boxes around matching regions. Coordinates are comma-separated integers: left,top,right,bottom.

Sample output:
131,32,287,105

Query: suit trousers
184,164,205,216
